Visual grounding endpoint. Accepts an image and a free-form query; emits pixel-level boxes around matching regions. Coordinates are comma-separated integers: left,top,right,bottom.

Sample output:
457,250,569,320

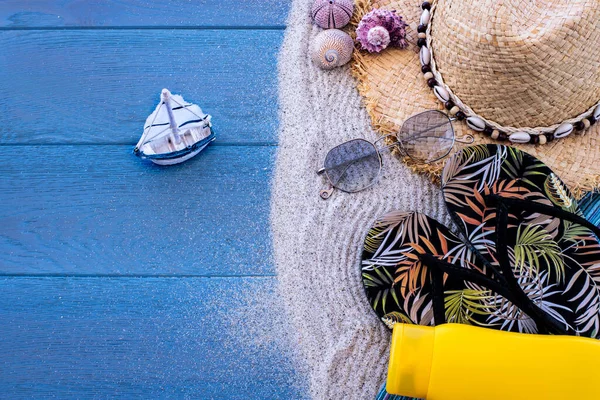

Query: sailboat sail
142,95,210,140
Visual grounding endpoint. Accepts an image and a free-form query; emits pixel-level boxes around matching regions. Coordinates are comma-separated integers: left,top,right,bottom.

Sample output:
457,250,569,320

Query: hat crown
432,0,600,128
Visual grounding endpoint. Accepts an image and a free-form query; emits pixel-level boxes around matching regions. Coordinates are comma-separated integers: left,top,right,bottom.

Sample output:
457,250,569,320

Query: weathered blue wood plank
0,30,281,145
0,145,275,276
0,0,290,28
0,276,307,398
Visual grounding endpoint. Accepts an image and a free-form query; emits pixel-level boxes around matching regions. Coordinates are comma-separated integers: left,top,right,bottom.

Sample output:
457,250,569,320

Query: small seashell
466,116,486,132
594,104,600,120
420,9,430,25
311,0,354,29
310,29,354,70
367,26,391,52
554,123,574,139
433,86,450,103
509,131,531,144
356,9,408,53
420,46,430,66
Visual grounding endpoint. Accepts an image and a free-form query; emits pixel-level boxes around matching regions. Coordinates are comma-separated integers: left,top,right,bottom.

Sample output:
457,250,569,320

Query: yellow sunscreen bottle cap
387,324,435,398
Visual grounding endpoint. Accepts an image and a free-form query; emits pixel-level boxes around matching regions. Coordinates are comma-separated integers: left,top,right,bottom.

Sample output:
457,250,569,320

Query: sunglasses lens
397,110,454,163
324,139,381,193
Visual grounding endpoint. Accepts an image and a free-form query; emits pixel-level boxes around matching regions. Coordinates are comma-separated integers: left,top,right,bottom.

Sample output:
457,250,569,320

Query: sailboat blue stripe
179,119,206,128
144,122,170,129
172,104,193,110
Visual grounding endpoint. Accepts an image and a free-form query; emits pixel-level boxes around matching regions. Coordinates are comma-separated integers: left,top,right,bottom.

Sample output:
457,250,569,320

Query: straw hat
351,0,600,195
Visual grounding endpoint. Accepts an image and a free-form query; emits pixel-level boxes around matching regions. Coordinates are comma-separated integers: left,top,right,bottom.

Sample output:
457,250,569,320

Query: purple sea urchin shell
356,9,408,53
311,0,354,29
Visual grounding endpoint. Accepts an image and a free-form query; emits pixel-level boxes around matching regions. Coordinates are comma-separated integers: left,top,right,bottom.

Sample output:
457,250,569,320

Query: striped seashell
420,46,430,66
509,131,531,144
310,29,354,70
466,116,486,132
311,0,354,29
594,104,600,121
554,123,574,139
433,86,450,103
420,9,430,25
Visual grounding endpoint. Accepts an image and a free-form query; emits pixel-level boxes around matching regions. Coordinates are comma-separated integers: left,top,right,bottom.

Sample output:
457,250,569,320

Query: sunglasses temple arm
318,160,356,200
399,121,475,144
447,116,475,143
455,134,475,144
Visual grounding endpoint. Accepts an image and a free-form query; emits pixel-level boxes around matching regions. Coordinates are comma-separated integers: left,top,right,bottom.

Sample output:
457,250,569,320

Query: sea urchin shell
356,8,408,53
310,29,354,70
311,0,354,29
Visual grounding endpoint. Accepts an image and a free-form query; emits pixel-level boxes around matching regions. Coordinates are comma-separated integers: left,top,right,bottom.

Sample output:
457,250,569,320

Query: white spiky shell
310,29,354,70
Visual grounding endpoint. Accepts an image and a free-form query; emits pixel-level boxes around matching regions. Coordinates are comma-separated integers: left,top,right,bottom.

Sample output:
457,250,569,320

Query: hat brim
351,0,600,195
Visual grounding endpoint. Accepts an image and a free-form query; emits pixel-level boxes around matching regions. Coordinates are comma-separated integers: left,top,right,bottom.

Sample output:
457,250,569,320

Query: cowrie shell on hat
466,116,486,132
419,46,430,66
509,132,531,144
433,86,449,103
420,9,430,25
554,123,574,139
594,104,600,120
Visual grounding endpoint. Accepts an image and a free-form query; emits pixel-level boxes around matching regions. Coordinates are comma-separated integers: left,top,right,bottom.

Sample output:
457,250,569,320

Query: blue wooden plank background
0,30,282,145
0,1,289,28
0,145,274,276
0,277,304,398
0,1,306,398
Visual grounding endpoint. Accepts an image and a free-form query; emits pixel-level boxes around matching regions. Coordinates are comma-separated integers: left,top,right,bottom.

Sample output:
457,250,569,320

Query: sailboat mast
161,89,179,135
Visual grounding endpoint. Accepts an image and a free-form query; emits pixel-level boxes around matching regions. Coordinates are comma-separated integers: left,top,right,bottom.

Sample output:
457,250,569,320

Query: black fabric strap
419,251,565,334
487,194,600,239
495,203,567,335
492,195,581,335
419,253,514,300
430,268,446,325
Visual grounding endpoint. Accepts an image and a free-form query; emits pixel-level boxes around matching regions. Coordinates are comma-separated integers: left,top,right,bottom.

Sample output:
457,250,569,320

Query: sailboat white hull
150,142,211,165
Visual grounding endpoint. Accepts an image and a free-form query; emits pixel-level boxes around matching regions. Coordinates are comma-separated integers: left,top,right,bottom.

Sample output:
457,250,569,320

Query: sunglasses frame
318,110,472,199
317,138,384,199
397,110,456,164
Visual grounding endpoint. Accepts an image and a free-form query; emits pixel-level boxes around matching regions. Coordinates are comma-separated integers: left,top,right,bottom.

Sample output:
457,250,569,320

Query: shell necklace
416,0,600,145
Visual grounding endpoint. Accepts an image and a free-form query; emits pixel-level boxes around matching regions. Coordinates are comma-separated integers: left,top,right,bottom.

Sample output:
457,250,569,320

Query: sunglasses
317,110,474,199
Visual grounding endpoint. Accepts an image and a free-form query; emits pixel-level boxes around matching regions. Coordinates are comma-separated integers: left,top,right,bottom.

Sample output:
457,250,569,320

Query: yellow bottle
387,323,600,400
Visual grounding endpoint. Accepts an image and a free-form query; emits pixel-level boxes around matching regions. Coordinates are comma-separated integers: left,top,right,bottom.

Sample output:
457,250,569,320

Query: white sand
271,1,450,398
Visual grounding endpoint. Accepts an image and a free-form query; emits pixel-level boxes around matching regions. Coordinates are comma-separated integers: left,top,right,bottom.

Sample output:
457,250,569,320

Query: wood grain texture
0,145,275,276
0,30,282,145
0,276,307,398
0,0,289,28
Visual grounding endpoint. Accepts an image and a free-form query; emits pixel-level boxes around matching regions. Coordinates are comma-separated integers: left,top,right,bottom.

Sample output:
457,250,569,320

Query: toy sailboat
134,89,215,165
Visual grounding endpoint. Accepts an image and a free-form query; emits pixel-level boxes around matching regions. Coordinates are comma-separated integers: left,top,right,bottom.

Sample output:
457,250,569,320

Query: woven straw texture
351,0,600,195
